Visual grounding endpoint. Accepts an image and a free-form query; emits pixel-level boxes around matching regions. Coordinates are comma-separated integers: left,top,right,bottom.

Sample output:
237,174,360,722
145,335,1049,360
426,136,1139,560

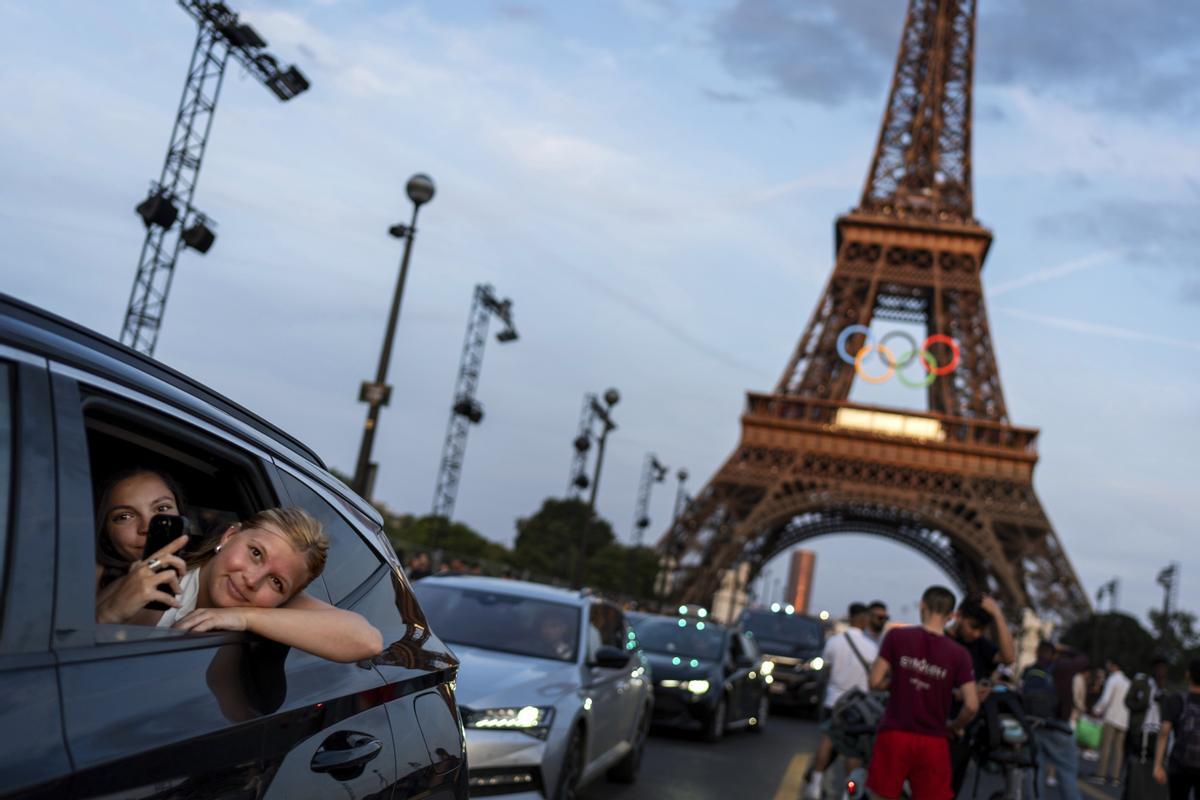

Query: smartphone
142,514,194,612
141,514,195,561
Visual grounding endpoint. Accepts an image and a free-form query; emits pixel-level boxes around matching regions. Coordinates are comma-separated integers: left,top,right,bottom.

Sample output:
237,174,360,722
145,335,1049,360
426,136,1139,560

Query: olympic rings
834,325,960,387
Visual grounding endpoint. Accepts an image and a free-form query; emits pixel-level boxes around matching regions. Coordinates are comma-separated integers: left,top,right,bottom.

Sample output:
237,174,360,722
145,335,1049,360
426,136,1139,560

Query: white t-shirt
156,568,200,629
822,627,879,708
1094,670,1132,730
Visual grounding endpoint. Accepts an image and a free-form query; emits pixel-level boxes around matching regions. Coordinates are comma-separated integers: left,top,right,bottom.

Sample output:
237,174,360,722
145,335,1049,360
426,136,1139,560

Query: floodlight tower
121,1,309,356
627,453,668,597
431,284,518,522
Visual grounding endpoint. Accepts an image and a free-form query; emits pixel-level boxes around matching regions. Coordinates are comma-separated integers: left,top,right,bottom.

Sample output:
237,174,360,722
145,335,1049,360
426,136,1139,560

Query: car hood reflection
451,644,578,708
643,652,717,682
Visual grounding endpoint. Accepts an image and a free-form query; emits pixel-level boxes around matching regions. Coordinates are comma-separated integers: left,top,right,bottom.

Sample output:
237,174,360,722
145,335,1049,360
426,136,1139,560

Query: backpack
829,688,888,760
1125,673,1153,734
1021,664,1059,720
1177,697,1200,771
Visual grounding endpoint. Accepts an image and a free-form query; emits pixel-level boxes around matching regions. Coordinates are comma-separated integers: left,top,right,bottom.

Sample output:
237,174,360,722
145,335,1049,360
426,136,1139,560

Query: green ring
897,349,939,388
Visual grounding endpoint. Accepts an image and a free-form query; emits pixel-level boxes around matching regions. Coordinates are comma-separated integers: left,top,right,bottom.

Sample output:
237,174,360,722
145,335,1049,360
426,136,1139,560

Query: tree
1148,608,1200,686
513,498,616,585
384,513,509,566
1062,612,1157,675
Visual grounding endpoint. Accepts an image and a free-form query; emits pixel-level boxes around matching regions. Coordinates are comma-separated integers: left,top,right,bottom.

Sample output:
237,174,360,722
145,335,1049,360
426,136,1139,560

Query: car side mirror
592,645,632,669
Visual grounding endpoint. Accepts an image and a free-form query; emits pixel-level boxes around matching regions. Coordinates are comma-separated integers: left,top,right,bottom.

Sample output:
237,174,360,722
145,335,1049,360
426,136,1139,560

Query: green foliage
1062,612,1157,675
384,513,509,565
513,498,616,584
1147,609,1200,686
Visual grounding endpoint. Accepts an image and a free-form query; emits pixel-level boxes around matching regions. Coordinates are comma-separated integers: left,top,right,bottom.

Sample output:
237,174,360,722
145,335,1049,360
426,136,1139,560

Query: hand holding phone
142,515,196,611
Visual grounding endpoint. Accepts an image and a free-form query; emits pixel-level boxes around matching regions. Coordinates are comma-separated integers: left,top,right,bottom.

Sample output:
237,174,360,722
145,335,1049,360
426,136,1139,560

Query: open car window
82,392,280,641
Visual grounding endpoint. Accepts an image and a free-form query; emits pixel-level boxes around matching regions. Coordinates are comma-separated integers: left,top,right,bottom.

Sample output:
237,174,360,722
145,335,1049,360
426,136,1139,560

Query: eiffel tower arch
658,0,1090,622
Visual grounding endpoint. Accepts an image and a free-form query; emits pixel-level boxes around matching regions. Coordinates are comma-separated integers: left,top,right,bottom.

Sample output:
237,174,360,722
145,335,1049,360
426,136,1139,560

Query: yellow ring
854,343,896,384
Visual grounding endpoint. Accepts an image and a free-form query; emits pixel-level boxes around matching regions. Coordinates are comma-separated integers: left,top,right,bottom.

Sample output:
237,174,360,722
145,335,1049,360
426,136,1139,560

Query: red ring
923,334,960,375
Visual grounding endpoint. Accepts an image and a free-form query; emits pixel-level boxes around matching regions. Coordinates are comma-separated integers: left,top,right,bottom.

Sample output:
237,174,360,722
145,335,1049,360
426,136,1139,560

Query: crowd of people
805,584,1200,800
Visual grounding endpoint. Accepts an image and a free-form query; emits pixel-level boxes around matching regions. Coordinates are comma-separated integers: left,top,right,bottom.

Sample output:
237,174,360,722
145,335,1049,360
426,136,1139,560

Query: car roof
0,292,382,527
416,575,591,607
631,610,731,634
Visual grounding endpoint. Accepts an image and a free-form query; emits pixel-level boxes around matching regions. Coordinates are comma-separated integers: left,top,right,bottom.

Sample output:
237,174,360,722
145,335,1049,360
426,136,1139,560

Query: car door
46,367,415,799
725,631,755,722
582,601,628,766
273,464,466,799
0,349,72,799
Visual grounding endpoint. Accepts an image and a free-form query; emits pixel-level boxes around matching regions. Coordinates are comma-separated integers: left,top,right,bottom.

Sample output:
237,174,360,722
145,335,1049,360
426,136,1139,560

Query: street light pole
352,173,436,499
573,388,619,589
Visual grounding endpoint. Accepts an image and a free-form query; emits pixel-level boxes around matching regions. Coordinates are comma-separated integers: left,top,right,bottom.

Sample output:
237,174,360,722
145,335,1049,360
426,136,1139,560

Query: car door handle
310,731,383,777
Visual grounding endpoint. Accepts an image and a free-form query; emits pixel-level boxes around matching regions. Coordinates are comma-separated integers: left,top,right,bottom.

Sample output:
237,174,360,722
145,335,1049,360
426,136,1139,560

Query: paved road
580,712,820,800
579,712,1124,800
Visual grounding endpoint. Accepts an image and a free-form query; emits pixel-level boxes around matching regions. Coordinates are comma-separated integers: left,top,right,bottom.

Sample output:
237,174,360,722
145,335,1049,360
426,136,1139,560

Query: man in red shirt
867,585,979,800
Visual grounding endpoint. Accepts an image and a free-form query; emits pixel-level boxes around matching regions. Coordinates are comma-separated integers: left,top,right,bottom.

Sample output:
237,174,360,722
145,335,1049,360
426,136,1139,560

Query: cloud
994,307,1200,354
988,250,1122,298
496,3,543,22
708,0,1200,116
709,0,900,107
1035,199,1200,268
701,87,751,104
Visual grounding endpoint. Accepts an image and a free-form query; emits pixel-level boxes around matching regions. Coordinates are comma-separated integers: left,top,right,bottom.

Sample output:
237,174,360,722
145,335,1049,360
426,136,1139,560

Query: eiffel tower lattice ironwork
657,0,1089,622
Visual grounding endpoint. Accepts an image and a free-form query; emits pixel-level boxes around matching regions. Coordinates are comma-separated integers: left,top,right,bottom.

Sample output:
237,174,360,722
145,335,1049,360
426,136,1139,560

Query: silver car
412,576,653,799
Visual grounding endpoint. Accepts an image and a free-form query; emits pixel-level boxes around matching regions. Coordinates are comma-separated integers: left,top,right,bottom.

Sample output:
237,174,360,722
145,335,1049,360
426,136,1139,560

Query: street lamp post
352,173,436,499
573,388,619,589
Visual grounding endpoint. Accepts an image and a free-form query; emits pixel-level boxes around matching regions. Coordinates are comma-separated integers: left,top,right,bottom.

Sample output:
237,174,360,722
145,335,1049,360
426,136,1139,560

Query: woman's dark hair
95,467,187,589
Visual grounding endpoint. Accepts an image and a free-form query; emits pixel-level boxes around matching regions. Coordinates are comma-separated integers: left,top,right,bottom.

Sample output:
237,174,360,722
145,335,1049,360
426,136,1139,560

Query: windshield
632,616,725,661
414,584,581,663
740,610,823,650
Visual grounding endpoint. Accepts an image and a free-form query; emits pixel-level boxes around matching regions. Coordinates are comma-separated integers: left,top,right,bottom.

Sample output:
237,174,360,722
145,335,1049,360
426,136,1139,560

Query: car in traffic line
738,605,827,712
412,575,654,799
0,293,468,799
631,610,769,742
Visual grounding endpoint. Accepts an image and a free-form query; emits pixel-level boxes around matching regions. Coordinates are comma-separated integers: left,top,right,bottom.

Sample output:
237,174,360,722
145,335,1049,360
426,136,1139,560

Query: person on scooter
806,602,878,799
866,585,978,800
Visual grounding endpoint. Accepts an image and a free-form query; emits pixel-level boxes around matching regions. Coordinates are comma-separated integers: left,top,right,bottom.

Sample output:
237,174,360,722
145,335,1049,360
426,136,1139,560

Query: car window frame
271,459,389,607
0,345,57,656
47,363,292,652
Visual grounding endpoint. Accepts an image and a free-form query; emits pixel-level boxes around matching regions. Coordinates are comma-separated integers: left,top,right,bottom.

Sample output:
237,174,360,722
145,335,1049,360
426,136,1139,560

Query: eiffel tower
659,0,1089,622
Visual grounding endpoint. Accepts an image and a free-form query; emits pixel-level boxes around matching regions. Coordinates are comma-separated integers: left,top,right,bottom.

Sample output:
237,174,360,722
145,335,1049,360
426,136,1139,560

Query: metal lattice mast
567,394,597,498
121,1,309,356
431,284,517,520
631,453,668,549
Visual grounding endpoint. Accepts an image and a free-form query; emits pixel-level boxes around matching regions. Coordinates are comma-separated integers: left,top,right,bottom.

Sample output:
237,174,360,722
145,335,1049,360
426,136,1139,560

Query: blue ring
836,324,873,365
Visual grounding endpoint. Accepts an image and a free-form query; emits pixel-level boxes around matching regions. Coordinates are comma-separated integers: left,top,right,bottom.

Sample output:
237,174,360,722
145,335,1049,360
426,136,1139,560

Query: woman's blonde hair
191,507,329,595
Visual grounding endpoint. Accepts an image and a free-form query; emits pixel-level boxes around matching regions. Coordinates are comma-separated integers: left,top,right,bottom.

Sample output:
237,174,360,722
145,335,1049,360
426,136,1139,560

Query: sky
2,0,1197,628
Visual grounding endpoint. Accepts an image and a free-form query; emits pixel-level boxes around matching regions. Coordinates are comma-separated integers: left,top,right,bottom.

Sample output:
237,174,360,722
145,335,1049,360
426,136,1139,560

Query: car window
0,364,11,609
81,393,282,640
277,470,381,605
740,633,760,661
413,583,580,663
588,602,626,658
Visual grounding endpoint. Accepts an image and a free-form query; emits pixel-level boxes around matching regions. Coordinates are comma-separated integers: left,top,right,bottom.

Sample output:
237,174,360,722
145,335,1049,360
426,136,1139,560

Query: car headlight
462,706,555,739
810,657,825,671
659,679,711,695
760,660,775,676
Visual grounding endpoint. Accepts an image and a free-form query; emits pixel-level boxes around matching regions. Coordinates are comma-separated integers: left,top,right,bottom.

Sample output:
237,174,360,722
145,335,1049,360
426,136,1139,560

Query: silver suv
412,575,653,799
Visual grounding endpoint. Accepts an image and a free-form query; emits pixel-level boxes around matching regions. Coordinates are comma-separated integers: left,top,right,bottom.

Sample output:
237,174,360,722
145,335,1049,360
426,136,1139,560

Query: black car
0,294,468,799
738,606,827,711
631,611,769,742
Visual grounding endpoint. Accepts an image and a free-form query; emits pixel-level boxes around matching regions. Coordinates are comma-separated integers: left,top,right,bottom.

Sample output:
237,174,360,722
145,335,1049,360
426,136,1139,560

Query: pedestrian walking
1153,657,1200,799
1124,656,1171,799
946,593,1016,793
1021,640,1088,800
1091,658,1132,788
865,585,978,800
